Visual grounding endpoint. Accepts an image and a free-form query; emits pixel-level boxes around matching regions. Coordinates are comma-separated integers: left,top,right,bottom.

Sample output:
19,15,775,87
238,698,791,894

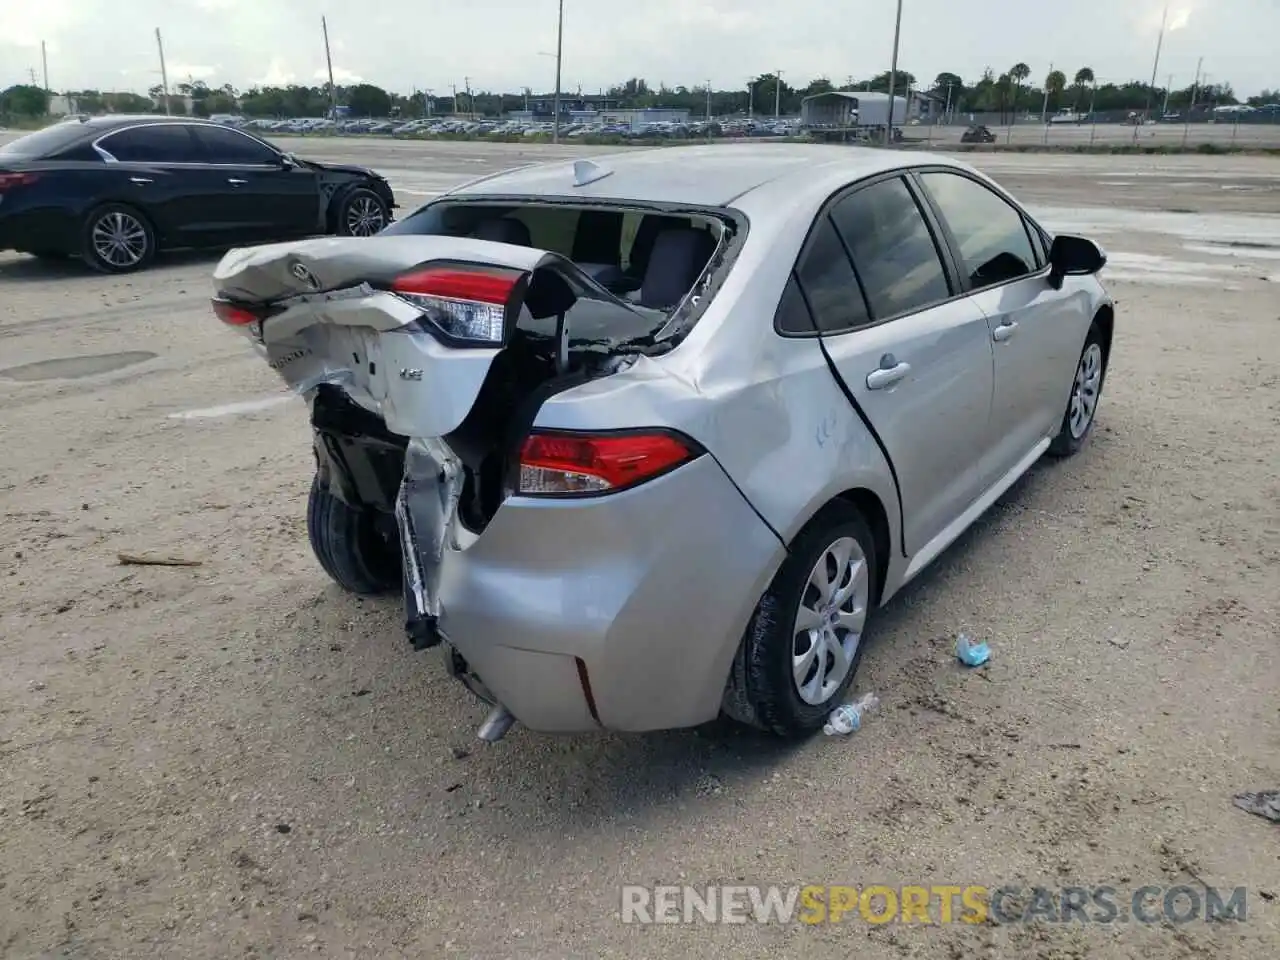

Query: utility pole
774,69,782,118
885,0,903,143
1183,57,1202,145
747,78,753,119
464,76,473,119
1161,73,1173,117
452,84,459,115
1143,3,1168,125
552,0,565,143
155,28,171,115
41,41,49,92
1040,62,1053,142
423,88,433,119
705,80,712,122
321,16,337,120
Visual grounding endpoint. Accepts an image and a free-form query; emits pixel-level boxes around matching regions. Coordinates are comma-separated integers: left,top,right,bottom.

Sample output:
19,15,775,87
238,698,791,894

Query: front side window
190,124,280,164
97,125,201,163
918,171,1039,289
830,177,952,319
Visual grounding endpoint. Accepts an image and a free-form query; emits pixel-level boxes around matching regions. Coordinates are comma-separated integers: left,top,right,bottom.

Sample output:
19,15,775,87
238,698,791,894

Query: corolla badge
290,261,321,290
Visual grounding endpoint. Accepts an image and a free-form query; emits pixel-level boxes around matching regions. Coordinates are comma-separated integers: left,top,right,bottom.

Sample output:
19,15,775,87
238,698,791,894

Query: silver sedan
212,144,1113,740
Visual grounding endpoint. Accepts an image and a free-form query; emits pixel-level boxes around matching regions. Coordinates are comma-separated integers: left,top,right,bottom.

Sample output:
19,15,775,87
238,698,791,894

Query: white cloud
168,63,218,80
0,0,1275,96
315,68,363,85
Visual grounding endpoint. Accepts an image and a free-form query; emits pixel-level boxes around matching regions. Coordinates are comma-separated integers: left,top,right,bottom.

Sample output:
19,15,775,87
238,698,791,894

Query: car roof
448,143,971,207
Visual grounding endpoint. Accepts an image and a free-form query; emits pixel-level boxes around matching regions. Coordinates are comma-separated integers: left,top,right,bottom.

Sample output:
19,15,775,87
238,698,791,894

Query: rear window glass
380,201,722,310
0,122,93,159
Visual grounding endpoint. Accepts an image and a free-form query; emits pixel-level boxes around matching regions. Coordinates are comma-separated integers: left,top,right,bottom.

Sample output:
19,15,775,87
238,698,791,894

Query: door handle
227,178,248,185
129,176,152,184
866,360,911,390
992,320,1018,342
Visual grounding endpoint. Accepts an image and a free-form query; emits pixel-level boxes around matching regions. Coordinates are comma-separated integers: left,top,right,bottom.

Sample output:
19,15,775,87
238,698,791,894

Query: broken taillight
211,299,260,326
391,265,523,346
516,430,702,497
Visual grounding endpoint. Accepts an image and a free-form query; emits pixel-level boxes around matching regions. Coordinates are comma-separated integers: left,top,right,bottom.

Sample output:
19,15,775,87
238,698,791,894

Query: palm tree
1009,62,1031,118
1046,70,1067,111
1073,67,1094,110
996,73,1013,125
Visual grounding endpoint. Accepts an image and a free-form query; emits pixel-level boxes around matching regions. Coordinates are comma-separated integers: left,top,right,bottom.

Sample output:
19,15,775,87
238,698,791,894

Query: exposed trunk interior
214,200,734,535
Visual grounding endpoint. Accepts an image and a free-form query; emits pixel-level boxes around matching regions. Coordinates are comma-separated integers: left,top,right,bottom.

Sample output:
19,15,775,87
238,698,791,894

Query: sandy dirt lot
1,142,1278,959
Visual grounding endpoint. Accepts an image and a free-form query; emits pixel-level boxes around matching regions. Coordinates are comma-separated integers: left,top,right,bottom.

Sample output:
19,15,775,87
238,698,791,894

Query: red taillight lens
390,265,522,346
0,171,40,191
393,267,518,304
517,430,702,496
211,299,260,326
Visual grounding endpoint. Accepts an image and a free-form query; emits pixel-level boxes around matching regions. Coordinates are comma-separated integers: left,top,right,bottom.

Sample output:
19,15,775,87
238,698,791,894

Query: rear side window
830,178,951,319
793,216,870,334
190,124,279,164
775,274,816,335
98,125,201,163
918,171,1038,289
0,123,92,159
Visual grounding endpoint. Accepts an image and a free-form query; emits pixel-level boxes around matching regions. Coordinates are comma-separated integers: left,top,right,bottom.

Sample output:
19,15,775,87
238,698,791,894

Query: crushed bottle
823,692,880,736
955,632,991,667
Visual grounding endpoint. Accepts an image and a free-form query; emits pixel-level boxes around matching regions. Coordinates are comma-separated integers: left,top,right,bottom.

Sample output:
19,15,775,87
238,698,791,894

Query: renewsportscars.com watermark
620,884,1250,925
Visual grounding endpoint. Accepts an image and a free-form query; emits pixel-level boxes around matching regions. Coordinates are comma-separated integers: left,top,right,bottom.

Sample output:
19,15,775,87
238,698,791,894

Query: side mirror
1048,234,1107,289
278,152,297,168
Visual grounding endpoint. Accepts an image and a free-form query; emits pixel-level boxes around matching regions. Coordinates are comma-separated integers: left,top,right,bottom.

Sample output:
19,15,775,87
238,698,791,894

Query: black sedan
0,116,396,273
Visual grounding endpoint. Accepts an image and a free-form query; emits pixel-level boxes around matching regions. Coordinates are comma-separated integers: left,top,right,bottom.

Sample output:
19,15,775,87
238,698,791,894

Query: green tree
1045,70,1067,110
1009,62,1030,113
1072,67,1095,109
346,83,391,117
2,84,50,117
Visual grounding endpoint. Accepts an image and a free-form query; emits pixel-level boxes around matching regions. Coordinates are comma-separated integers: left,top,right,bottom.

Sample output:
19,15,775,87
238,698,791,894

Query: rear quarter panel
533,176,905,574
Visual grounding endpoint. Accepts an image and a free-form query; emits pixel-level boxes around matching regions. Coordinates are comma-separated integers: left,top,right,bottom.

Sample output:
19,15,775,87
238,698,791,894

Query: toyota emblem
290,262,320,290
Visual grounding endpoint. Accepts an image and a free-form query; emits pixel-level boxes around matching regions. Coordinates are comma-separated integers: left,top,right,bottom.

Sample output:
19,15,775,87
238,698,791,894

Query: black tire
1048,321,1109,458
723,502,878,736
305,476,400,595
81,203,156,274
332,186,390,237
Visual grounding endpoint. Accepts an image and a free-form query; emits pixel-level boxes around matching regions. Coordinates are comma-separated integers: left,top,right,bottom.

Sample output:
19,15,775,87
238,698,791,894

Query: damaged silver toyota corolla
212,145,1115,741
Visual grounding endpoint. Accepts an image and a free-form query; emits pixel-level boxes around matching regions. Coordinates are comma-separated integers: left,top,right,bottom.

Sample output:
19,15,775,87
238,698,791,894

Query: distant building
597,107,691,128
47,94,78,116
801,90,941,131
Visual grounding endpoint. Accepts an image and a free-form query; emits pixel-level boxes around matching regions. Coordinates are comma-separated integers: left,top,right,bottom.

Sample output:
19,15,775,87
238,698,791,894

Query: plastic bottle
955,632,991,667
823,692,880,736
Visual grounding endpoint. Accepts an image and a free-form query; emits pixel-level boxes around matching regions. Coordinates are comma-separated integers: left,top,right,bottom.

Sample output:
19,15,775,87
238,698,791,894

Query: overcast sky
4,0,1276,96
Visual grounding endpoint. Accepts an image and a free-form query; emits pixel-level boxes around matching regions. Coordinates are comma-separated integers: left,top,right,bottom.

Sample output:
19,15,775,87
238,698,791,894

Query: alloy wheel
1068,343,1104,439
792,536,869,706
345,195,386,236
91,211,149,268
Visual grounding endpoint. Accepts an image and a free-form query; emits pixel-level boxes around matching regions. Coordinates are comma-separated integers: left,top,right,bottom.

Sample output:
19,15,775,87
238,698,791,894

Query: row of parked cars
207,114,804,140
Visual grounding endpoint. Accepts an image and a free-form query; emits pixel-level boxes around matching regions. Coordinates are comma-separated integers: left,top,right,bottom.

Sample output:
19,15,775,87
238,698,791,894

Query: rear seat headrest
470,217,532,246
638,228,716,310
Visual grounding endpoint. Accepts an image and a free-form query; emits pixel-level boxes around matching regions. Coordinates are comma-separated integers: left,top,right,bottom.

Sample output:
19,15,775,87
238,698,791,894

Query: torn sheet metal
395,436,465,650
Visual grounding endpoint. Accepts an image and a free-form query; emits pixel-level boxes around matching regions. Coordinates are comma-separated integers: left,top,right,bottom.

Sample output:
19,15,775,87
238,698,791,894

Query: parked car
0,115,396,273
210,144,1113,741
960,124,997,143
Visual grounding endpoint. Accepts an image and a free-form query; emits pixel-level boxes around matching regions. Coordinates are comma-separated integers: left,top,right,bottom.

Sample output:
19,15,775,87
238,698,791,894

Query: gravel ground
1,142,1278,959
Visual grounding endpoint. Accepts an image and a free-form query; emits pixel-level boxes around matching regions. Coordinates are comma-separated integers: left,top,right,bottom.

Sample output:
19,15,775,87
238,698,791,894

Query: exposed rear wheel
81,203,155,274
723,502,877,736
306,476,400,595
